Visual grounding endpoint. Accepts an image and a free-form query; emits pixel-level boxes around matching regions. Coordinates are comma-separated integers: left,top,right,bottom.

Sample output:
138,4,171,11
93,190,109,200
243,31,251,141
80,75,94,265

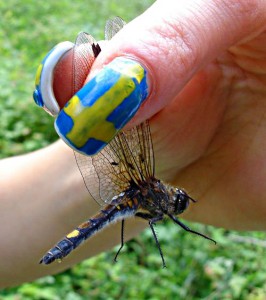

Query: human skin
0,0,266,288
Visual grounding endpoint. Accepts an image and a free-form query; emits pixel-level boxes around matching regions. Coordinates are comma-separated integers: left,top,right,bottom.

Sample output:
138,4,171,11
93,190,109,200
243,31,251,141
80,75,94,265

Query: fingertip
53,49,75,109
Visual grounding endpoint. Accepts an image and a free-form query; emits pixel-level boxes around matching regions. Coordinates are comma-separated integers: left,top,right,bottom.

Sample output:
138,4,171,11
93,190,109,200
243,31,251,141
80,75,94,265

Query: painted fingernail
55,57,149,155
33,41,74,116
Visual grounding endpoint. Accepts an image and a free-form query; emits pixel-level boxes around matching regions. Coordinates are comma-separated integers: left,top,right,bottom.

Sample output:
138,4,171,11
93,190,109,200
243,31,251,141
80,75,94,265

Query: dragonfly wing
74,145,130,205
74,121,155,205
92,146,131,203
105,16,126,40
73,16,125,95
103,121,155,189
74,152,102,205
73,17,156,206
72,32,99,95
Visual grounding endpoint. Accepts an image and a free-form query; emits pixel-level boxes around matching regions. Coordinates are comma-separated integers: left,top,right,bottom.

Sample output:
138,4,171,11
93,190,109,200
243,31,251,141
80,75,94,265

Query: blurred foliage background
0,0,266,299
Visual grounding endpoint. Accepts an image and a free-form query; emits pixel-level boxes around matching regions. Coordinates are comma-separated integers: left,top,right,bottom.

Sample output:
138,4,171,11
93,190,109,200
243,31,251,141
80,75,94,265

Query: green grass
1,1,266,299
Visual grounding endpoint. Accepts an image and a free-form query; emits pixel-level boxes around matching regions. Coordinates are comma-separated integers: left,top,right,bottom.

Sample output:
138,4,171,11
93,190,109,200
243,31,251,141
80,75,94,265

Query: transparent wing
74,142,130,206
105,16,126,40
72,32,99,95
72,16,125,95
108,121,155,186
75,121,155,205
73,17,153,206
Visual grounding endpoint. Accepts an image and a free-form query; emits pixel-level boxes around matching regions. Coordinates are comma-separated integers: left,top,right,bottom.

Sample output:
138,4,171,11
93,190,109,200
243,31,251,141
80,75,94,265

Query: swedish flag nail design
55,57,148,155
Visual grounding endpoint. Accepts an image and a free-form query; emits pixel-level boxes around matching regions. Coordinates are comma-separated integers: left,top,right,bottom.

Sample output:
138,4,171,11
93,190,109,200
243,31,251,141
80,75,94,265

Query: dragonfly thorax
136,178,190,217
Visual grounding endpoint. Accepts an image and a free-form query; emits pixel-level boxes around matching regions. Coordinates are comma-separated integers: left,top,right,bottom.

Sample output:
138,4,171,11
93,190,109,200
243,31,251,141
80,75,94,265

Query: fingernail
55,57,149,155
33,41,74,116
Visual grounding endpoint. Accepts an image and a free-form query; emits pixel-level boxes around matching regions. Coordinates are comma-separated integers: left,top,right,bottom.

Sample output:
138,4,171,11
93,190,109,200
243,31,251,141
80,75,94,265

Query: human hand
52,0,266,230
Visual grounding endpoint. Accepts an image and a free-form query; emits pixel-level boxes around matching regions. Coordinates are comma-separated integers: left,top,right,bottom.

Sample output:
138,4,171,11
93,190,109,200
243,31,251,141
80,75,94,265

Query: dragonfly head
172,188,194,215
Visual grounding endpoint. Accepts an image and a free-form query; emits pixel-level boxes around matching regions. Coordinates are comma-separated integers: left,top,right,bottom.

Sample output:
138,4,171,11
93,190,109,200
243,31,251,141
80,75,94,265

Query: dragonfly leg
148,215,166,268
149,220,167,268
114,219,125,262
136,213,166,268
168,214,216,244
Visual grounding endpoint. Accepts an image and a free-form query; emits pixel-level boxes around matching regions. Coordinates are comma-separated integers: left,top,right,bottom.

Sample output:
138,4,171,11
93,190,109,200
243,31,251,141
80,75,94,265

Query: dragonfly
39,17,216,267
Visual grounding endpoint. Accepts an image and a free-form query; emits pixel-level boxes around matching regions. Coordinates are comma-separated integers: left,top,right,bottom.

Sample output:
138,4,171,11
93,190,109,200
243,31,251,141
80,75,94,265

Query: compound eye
175,189,190,214
33,41,74,116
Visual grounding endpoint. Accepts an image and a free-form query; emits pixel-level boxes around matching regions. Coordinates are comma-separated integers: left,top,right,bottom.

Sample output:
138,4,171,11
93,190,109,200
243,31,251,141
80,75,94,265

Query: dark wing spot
92,43,101,57
127,162,134,170
139,154,145,163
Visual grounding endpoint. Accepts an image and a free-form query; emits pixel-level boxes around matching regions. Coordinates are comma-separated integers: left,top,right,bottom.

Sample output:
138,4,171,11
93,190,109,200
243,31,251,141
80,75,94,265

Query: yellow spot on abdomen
66,229,80,238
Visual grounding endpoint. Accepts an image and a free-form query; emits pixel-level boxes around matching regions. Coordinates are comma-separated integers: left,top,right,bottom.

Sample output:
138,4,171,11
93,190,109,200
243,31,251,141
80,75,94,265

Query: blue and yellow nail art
33,41,74,116
55,57,148,155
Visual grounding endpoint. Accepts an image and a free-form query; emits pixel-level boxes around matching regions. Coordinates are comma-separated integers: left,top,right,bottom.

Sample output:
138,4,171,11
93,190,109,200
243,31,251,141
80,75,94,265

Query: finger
88,0,266,124
52,0,266,155
53,49,74,109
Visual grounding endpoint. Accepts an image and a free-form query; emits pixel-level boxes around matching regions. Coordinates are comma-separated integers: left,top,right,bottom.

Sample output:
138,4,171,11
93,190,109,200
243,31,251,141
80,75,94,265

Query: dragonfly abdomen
40,194,139,264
